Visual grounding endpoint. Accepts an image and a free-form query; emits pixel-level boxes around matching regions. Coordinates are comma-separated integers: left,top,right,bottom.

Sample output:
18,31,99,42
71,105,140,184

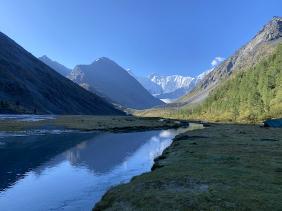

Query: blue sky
0,0,281,77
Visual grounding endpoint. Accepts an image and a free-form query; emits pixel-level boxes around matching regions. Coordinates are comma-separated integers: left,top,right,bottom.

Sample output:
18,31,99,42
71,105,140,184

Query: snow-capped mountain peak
148,74,194,93
133,69,215,102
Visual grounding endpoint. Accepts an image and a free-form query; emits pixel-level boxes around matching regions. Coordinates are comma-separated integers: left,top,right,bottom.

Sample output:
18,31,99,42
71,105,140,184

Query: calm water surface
0,126,198,210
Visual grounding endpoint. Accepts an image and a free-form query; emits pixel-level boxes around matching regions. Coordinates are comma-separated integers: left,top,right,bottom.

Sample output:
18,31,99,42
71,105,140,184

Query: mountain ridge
68,57,164,109
39,55,71,76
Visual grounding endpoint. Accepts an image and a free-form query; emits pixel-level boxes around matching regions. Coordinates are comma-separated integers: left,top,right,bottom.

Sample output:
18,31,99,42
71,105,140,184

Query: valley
135,17,282,124
0,3,281,210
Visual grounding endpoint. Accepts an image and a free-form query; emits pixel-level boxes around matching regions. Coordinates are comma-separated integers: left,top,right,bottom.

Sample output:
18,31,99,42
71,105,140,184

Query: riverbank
0,115,189,133
94,123,282,210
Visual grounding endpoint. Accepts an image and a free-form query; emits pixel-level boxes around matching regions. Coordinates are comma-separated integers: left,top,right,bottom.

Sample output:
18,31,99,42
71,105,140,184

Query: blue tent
264,118,282,128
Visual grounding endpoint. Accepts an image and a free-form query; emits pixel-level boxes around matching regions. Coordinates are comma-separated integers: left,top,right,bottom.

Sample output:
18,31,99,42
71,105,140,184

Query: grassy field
94,123,282,210
0,115,189,132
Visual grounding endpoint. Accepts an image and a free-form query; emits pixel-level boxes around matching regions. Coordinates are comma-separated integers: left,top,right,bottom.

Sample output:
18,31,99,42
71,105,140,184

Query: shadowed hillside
68,57,164,109
0,32,124,115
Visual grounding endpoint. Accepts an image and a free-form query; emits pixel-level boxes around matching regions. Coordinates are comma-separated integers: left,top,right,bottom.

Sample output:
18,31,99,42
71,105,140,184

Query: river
0,126,198,210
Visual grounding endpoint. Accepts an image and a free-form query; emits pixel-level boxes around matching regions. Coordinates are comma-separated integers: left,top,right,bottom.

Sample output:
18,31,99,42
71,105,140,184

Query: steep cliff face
180,17,282,105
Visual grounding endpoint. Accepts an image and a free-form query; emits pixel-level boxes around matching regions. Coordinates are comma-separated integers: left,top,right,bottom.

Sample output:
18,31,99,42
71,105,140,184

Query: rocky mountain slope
184,43,282,122
68,57,164,109
179,16,282,105
0,32,124,115
39,55,71,76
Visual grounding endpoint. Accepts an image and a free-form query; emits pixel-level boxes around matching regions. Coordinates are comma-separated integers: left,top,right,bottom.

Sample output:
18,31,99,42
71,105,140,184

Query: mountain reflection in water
0,128,189,210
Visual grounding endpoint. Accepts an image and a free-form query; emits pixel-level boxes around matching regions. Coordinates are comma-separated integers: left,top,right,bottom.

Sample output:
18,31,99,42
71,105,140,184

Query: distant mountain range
134,69,213,102
39,54,215,107
0,32,124,115
40,54,200,105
